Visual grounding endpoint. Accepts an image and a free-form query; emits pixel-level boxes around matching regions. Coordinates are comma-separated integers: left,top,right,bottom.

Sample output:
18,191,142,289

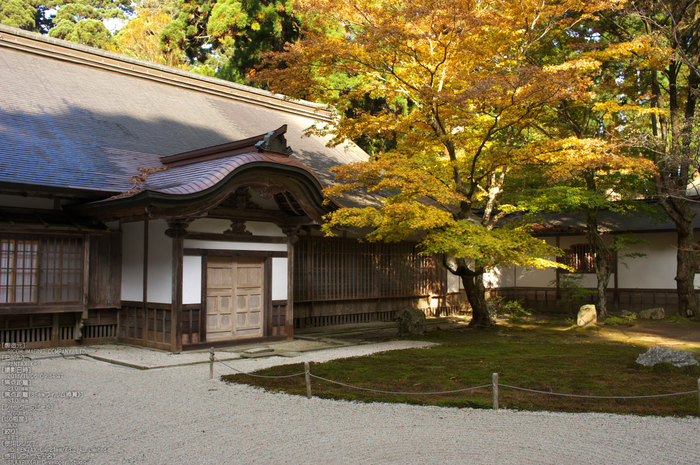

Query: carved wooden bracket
224,220,252,236
220,188,261,210
249,184,286,200
165,219,192,238
281,226,299,245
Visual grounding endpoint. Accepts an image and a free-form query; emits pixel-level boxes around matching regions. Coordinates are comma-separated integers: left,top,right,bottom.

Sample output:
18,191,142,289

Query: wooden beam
0,304,87,315
184,232,287,244
184,248,286,258
206,206,291,222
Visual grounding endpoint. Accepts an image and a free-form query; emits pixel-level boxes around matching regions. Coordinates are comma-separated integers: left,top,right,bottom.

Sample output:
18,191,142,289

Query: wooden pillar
81,235,90,321
283,227,298,339
166,220,189,353
613,249,619,311
200,253,208,343
142,220,149,344
264,256,273,337
555,235,560,302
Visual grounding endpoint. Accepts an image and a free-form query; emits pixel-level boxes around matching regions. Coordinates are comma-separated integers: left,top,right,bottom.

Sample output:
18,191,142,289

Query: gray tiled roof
527,204,700,234
0,25,367,199
142,152,318,195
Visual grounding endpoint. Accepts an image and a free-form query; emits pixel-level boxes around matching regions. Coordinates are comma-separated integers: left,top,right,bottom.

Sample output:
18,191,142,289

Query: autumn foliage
257,0,642,326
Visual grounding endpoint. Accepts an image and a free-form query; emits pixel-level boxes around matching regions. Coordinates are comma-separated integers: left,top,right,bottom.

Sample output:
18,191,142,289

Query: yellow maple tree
258,0,627,326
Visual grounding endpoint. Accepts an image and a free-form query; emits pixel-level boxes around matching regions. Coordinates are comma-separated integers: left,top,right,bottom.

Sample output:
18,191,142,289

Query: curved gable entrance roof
69,126,336,225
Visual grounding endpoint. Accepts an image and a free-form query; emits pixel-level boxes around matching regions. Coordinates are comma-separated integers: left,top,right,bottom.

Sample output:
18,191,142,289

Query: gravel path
3,342,699,465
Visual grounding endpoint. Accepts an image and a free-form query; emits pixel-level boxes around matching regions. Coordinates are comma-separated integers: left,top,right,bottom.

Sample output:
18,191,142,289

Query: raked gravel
3,341,699,465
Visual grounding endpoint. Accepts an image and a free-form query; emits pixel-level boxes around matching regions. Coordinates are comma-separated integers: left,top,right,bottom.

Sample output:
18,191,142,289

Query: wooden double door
206,256,265,341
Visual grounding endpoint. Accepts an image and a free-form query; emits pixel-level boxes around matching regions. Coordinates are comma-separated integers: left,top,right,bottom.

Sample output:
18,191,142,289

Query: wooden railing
182,305,201,345
490,287,693,313
120,302,173,351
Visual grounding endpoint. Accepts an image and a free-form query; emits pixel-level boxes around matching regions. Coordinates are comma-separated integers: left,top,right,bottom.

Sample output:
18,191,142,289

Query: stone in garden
639,308,665,320
636,346,699,367
620,310,637,318
394,308,427,336
577,304,597,327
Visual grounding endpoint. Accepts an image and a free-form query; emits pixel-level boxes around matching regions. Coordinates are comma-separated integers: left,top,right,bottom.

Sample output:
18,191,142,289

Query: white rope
215,357,305,379
499,384,699,399
310,374,492,395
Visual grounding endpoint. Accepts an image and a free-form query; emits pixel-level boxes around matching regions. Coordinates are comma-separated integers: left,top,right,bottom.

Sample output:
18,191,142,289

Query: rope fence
208,349,700,411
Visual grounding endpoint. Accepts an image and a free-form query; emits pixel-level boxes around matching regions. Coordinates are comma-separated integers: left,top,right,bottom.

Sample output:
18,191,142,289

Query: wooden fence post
492,373,499,411
305,362,312,399
209,348,214,380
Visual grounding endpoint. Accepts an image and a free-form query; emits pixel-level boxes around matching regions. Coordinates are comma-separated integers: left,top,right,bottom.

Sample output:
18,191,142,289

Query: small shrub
489,297,531,323
665,313,691,323
604,316,636,326
553,273,596,316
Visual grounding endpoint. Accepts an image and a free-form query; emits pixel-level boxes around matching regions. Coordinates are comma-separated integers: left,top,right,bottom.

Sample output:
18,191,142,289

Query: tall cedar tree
0,0,132,48
257,0,621,326
160,0,299,83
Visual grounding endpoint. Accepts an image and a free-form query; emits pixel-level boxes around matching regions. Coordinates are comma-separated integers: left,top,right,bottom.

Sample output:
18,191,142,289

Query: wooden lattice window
0,235,83,305
562,244,595,273
294,236,439,301
0,239,39,303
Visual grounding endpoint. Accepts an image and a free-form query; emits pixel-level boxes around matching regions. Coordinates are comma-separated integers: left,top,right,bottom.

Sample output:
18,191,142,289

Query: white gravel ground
3,341,700,465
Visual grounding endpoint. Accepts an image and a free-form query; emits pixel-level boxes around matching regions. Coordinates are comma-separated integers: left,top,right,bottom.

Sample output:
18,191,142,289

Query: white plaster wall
0,195,54,209
485,266,511,288
486,236,562,288
187,218,231,233
447,271,461,293
183,256,202,305
272,257,288,300
247,221,285,237
186,219,285,237
617,232,681,289
105,221,120,232
183,239,287,252
147,219,172,303
489,232,686,290
513,266,560,287
121,221,144,301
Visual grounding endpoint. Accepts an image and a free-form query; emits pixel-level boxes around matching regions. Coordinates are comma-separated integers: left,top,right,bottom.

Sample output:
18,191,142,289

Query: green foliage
604,315,636,326
614,233,651,269
0,0,132,49
0,0,36,30
491,297,531,324
554,274,596,316
160,0,299,84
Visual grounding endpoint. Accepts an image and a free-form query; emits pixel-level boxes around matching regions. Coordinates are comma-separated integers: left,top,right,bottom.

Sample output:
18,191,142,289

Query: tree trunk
594,264,610,319
675,215,698,318
444,258,494,328
584,181,612,320
461,272,493,327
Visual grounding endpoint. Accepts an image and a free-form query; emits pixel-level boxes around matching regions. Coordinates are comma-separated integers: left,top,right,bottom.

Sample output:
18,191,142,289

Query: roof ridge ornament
255,125,293,155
